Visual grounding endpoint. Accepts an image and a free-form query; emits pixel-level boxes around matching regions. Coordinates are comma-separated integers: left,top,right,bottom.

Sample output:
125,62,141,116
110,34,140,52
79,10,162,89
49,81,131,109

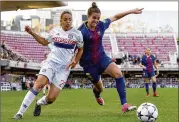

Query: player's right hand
143,66,147,70
132,8,144,14
25,26,33,34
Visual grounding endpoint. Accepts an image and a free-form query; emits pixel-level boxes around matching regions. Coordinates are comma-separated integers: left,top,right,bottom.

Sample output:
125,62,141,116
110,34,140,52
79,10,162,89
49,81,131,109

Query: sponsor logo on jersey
52,37,76,45
68,34,73,39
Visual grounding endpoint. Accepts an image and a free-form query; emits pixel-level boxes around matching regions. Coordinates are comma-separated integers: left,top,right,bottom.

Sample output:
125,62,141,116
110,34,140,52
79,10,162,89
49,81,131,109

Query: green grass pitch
1,88,178,122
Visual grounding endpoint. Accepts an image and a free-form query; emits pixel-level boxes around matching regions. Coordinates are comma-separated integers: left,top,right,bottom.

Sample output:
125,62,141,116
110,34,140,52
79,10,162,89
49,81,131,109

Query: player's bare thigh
45,69,69,102
104,62,123,78
33,75,49,92
151,76,157,82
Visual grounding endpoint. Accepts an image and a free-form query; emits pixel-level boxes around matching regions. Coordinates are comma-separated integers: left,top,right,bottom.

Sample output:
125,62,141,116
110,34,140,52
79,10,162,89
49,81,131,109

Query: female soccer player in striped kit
13,10,83,119
139,47,159,97
78,2,143,113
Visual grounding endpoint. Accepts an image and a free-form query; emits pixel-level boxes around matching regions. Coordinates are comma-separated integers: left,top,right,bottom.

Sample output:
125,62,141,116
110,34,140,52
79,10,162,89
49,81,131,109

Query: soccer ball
136,102,158,122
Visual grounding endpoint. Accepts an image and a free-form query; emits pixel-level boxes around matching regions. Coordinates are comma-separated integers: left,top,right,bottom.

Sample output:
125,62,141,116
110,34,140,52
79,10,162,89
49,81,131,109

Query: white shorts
38,61,70,89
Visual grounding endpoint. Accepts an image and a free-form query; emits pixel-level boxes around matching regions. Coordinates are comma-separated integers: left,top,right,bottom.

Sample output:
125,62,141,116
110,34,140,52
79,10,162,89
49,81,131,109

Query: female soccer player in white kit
13,10,83,119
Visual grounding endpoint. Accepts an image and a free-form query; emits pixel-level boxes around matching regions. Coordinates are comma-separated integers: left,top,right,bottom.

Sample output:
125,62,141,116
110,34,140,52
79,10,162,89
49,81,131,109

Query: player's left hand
68,60,77,69
132,8,144,14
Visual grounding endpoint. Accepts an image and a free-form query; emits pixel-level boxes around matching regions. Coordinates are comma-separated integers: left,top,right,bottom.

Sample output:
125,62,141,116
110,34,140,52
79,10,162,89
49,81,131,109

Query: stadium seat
1,31,50,62
1,31,177,62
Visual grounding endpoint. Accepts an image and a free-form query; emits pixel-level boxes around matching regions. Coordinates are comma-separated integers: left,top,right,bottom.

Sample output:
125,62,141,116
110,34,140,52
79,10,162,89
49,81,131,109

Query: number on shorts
59,80,65,87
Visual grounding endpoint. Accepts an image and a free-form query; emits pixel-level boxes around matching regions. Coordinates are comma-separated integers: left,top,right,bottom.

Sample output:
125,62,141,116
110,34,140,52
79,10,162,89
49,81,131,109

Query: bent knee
34,81,45,91
33,75,48,90
113,71,123,78
46,97,56,104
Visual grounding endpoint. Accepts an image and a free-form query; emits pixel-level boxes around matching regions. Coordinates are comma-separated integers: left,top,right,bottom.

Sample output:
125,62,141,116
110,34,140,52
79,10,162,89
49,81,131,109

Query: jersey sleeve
151,55,156,63
101,18,111,30
76,31,84,48
78,23,83,31
45,28,56,43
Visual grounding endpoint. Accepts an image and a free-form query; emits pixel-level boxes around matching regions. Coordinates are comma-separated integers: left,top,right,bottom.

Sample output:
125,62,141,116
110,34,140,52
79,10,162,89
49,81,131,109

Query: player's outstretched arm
74,47,83,64
69,47,83,69
109,8,144,22
25,26,49,46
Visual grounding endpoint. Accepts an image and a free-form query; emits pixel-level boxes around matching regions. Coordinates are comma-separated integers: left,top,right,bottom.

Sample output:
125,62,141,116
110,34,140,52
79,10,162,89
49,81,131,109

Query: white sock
37,96,48,105
17,90,37,115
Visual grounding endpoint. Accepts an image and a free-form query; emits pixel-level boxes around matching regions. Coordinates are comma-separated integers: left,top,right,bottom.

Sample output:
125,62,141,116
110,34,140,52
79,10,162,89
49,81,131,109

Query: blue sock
145,83,149,94
152,82,157,93
115,77,127,105
93,88,100,98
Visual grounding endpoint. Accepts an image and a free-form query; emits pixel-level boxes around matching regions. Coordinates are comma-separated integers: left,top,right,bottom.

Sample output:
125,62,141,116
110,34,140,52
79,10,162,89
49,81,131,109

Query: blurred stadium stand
1,31,178,64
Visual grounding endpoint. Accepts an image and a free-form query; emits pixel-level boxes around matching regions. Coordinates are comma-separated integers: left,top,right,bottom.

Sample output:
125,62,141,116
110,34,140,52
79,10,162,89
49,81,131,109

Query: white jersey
45,27,83,68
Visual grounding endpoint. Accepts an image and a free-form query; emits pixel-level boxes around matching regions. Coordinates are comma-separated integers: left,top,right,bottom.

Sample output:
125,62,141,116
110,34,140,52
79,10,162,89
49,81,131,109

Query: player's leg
104,62,136,113
93,79,105,105
34,83,60,116
143,71,150,96
13,75,48,119
34,68,69,116
84,66,104,106
46,84,60,104
151,73,159,97
144,78,150,96
47,83,50,94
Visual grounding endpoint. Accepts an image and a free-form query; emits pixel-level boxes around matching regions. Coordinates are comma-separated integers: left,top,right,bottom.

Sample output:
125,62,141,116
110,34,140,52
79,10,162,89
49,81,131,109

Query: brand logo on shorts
59,80,65,87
